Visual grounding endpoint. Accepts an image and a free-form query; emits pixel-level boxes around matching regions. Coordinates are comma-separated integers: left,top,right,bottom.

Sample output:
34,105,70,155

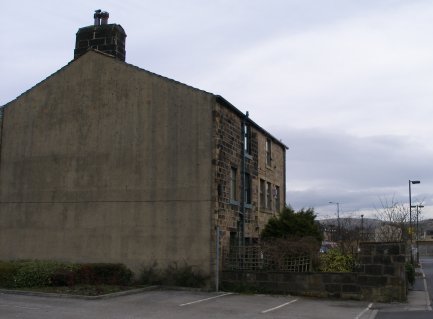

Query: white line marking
261,299,298,313
179,292,234,306
355,303,373,319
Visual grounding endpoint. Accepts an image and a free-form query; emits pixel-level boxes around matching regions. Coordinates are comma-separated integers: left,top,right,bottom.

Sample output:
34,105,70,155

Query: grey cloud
276,128,433,215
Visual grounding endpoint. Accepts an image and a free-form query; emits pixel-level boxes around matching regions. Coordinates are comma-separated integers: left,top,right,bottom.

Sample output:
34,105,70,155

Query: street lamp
361,214,364,241
409,180,420,241
408,180,420,264
329,201,340,241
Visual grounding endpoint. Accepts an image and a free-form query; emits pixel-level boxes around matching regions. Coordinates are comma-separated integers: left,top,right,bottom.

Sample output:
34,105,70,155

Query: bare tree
338,217,361,255
337,216,375,254
374,196,408,242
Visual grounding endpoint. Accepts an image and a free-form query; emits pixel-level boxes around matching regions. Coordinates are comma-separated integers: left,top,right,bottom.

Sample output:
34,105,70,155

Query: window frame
244,124,252,155
266,182,272,210
244,173,252,206
265,138,272,167
230,167,238,204
275,185,280,212
260,179,266,209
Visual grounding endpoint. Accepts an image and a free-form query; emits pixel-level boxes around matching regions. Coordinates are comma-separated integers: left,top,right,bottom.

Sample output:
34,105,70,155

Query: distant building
419,219,433,241
0,12,287,281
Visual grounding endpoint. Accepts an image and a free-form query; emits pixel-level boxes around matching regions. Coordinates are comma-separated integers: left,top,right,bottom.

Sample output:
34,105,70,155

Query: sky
1,0,432,220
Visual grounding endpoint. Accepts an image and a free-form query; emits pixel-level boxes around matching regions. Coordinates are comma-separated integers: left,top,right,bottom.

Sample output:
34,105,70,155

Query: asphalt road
0,289,374,319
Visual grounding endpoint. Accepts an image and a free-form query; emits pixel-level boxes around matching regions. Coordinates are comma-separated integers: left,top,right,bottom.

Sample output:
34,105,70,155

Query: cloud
278,128,433,217
1,0,433,220
193,1,433,146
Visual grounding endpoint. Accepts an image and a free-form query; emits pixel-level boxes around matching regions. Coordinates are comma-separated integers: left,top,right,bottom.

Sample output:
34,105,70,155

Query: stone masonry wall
212,103,258,237
211,102,286,251
357,242,407,302
221,242,407,302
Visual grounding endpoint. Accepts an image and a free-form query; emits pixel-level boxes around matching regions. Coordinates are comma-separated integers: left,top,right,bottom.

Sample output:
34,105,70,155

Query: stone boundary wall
221,242,407,302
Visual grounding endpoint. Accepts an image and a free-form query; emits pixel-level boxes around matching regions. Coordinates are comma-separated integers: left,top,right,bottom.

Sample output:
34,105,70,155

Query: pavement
407,271,432,312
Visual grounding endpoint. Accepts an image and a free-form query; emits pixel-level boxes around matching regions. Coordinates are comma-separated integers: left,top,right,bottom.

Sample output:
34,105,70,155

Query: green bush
0,260,133,288
164,262,207,288
139,262,208,288
13,260,74,288
139,262,163,285
50,268,76,286
405,262,415,286
0,261,19,288
319,249,355,272
75,263,133,285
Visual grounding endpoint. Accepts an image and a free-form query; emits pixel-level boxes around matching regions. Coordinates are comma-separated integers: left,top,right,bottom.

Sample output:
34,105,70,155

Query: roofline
0,50,288,151
215,95,289,150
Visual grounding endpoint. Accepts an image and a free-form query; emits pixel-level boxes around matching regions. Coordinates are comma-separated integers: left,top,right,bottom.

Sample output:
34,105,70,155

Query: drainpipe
240,111,249,248
216,226,220,292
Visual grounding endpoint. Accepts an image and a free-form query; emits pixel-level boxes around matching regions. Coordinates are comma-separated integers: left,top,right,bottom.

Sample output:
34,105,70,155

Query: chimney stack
74,10,126,61
94,9,102,26
100,11,109,25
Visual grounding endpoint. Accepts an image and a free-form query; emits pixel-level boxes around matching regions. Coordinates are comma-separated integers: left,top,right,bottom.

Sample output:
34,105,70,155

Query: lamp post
329,202,340,241
408,180,420,240
408,180,420,264
361,214,364,241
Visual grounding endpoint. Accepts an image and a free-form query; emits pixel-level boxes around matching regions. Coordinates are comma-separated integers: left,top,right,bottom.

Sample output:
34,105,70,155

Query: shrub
139,261,208,288
405,262,415,286
139,262,162,285
319,249,354,272
75,263,133,285
50,268,76,286
164,262,207,288
13,260,74,288
0,261,19,288
261,206,323,242
0,260,133,288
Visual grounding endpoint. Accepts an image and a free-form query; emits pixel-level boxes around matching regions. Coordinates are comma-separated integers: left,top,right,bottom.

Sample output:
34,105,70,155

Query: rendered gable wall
0,51,214,275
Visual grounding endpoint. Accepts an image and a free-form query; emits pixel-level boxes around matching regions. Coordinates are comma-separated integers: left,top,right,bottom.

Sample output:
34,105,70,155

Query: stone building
0,12,287,282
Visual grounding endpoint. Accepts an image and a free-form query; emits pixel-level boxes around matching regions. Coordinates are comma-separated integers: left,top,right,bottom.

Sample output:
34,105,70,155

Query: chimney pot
94,9,102,26
100,11,109,25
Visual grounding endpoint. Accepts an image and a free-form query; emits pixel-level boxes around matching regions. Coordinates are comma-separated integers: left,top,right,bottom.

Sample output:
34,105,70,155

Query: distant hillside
318,218,382,230
319,218,433,234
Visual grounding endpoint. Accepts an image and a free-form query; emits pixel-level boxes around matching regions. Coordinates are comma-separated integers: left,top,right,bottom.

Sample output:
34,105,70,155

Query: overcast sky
1,0,432,219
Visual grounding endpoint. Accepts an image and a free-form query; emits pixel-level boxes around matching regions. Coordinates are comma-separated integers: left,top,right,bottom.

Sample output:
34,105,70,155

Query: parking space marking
179,292,234,306
354,303,373,319
261,299,298,313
